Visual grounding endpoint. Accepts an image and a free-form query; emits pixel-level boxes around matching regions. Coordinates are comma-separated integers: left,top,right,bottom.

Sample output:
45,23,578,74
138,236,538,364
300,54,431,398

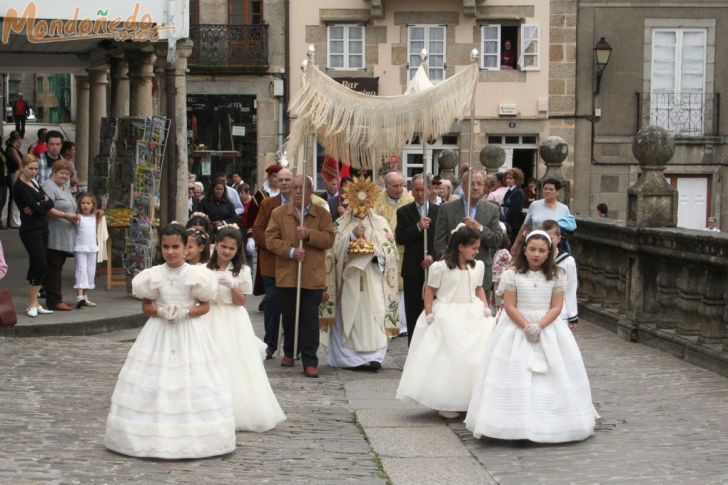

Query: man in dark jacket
395,174,439,343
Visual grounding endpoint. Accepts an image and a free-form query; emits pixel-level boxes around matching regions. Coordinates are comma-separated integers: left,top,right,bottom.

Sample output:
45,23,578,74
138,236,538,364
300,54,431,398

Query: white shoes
26,306,54,318
438,410,460,419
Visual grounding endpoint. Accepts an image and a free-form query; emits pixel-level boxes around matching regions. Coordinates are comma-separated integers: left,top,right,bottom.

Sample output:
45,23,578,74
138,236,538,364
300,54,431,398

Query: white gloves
157,304,189,323
156,304,177,321
426,313,435,325
217,273,236,288
483,306,492,318
173,308,189,322
246,238,256,253
524,323,541,343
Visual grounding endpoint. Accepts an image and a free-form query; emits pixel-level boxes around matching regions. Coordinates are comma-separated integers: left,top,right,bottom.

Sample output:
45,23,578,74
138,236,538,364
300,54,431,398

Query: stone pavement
2,294,728,483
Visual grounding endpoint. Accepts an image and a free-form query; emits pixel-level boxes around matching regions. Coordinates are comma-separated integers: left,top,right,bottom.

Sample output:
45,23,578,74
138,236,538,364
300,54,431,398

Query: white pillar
87,67,108,179
74,74,90,186
109,57,129,118
127,50,156,118
154,43,168,116
173,39,194,222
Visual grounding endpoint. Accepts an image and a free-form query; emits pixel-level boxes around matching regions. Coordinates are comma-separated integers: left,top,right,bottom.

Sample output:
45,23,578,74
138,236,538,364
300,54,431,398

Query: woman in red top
501,40,517,69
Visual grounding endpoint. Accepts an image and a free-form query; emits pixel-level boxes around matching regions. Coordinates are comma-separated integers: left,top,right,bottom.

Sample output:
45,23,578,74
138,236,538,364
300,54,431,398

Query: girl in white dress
397,224,495,418
73,194,99,308
105,223,236,459
206,226,286,432
465,230,597,443
185,227,210,265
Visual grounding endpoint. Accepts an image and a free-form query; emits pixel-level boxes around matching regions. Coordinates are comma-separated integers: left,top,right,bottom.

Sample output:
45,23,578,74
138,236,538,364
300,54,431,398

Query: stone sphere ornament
539,136,569,166
632,125,675,168
479,145,506,172
437,149,458,170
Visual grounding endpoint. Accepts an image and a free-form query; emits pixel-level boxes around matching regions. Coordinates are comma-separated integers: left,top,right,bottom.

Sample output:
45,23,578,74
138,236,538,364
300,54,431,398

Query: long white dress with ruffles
396,260,496,411
104,263,236,459
207,264,286,432
465,267,597,443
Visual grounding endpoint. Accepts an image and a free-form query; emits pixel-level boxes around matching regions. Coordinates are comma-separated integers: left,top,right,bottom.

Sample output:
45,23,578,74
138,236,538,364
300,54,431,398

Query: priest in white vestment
321,207,400,371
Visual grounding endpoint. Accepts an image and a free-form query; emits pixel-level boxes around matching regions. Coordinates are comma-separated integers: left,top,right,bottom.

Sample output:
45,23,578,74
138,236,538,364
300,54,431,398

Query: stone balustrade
571,217,728,376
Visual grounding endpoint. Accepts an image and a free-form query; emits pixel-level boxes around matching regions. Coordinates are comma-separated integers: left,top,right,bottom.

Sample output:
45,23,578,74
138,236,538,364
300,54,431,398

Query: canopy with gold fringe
287,61,479,169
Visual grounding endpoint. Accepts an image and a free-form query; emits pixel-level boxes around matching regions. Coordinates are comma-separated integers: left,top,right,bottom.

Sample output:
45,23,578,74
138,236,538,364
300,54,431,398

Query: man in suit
252,168,293,359
395,174,439,344
265,175,335,378
434,168,502,291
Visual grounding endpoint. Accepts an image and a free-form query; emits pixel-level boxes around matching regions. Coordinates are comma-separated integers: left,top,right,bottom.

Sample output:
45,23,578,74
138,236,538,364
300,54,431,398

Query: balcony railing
189,24,268,69
637,92,719,137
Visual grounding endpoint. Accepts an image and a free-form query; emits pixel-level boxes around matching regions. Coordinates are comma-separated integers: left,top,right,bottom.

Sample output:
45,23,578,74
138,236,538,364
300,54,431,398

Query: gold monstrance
341,176,379,255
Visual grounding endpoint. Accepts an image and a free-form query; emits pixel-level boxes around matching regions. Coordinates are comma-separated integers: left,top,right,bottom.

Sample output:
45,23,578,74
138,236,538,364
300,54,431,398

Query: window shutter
481,25,501,71
519,24,540,71
428,25,446,82
407,25,447,83
328,25,365,70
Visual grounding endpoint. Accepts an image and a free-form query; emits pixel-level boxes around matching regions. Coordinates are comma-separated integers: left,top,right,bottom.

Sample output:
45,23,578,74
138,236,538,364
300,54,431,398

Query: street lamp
594,37,612,95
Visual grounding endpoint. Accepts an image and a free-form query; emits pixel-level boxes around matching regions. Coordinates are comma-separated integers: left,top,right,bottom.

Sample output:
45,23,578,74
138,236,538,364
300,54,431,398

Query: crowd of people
1,128,103,317
0,126,597,457
98,158,599,460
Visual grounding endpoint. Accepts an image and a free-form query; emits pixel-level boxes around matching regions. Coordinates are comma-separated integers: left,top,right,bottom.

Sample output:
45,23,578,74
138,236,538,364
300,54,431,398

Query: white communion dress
465,267,597,443
104,263,236,459
206,264,286,432
397,260,495,412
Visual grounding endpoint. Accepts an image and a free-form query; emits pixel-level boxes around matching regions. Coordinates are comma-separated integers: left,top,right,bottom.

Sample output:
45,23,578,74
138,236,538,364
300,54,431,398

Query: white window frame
407,24,447,83
650,28,706,93
518,24,540,71
327,24,365,70
400,135,459,182
650,28,707,134
481,25,501,71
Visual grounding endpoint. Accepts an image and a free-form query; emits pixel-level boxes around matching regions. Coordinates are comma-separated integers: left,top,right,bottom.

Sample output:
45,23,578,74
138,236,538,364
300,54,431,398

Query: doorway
666,175,710,230
512,148,536,181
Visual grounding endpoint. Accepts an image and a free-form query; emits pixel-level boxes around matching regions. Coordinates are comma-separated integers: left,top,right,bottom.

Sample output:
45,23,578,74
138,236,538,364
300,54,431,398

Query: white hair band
525,230,552,246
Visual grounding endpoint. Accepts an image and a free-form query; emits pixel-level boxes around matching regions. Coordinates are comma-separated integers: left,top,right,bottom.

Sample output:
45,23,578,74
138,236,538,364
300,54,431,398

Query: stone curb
0,314,146,338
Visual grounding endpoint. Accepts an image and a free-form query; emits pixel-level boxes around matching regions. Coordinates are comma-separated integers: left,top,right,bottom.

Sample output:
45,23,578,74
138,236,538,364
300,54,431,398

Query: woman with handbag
13,154,55,317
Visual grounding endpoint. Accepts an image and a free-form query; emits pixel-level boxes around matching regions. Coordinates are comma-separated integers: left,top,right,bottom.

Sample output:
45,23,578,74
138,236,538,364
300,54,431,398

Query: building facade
288,0,577,191
187,0,286,189
33,74,72,123
574,0,728,230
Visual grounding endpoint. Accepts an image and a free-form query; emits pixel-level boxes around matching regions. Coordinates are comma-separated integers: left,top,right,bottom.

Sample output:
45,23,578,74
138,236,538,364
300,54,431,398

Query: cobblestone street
2,300,728,484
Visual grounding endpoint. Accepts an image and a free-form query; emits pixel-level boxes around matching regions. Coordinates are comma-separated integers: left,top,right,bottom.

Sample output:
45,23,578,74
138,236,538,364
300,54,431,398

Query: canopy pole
466,48,479,208
419,49,431,273
293,46,315,361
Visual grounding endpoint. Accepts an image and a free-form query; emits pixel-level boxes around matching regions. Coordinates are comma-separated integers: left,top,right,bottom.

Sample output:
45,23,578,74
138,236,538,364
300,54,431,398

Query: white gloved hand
172,307,189,323
426,313,435,325
483,305,492,318
246,238,256,253
217,273,236,288
524,323,541,344
157,304,178,321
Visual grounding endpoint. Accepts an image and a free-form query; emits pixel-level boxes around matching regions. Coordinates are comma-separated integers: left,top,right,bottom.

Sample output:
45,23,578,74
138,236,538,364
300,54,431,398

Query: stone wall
547,0,577,205
572,217,728,377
